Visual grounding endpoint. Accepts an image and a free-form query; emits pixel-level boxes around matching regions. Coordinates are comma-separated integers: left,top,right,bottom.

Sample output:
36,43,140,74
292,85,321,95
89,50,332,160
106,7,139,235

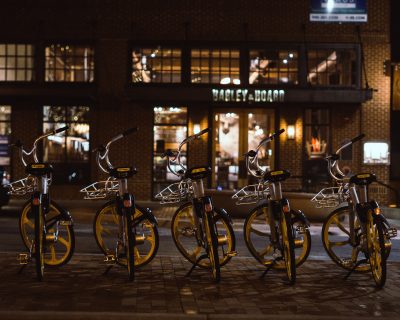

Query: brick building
0,0,394,204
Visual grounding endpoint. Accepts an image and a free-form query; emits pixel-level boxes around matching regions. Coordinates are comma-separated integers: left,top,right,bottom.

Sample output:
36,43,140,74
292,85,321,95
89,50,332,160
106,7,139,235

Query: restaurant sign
310,0,367,23
212,89,285,103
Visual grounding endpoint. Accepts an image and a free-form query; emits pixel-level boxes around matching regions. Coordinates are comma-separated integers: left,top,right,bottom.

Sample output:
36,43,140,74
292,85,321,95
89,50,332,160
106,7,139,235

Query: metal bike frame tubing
268,181,283,243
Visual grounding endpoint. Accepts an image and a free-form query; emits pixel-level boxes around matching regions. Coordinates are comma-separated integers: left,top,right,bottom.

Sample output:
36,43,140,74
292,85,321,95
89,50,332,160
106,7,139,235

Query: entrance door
212,109,275,190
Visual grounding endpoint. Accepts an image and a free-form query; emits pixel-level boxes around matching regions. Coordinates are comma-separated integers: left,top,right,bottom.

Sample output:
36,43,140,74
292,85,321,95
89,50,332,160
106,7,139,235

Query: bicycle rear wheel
366,212,387,288
34,202,45,281
280,212,296,284
124,207,135,281
205,211,221,282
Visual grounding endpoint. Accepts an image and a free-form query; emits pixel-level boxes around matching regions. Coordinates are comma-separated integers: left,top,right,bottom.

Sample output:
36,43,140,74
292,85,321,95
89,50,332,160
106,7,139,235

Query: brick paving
0,253,399,319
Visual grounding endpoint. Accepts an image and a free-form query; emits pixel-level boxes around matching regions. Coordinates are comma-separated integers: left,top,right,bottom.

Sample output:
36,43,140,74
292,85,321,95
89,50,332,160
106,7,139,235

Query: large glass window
0,44,34,81
307,48,357,86
45,45,94,82
153,107,187,196
249,49,298,85
0,106,11,183
132,47,181,83
43,106,90,183
191,49,240,84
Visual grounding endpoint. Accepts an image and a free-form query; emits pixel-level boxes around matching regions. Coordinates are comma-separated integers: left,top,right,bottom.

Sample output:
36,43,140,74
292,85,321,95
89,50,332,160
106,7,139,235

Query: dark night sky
391,0,400,60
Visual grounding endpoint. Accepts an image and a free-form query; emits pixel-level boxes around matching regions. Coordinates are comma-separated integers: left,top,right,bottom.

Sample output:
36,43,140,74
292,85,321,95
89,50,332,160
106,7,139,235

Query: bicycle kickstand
185,253,208,277
344,258,368,280
261,257,283,278
103,265,114,276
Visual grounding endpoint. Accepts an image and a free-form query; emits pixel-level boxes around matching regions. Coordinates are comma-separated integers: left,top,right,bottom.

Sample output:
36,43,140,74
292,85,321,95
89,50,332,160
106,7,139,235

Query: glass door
212,109,275,190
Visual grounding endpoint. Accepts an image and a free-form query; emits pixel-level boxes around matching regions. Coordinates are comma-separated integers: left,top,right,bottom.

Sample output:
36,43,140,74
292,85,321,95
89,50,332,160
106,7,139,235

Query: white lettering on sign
212,89,285,103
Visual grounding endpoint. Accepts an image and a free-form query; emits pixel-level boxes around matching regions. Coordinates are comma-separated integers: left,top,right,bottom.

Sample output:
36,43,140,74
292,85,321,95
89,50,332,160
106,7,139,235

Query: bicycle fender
292,210,310,227
136,206,158,226
215,208,233,225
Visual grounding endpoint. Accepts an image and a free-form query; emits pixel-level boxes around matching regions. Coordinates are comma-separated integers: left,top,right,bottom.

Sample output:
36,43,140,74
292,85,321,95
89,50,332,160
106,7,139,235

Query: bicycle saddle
26,163,53,176
263,169,291,183
349,173,376,186
185,166,211,180
109,166,137,179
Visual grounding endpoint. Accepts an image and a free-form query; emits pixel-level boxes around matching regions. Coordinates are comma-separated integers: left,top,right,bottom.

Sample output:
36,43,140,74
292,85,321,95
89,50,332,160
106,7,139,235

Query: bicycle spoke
328,239,350,248
332,217,351,236
250,227,270,237
24,218,34,230
57,236,69,248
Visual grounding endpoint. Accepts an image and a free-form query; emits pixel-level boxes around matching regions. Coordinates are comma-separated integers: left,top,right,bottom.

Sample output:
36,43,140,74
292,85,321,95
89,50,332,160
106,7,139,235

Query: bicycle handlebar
96,127,138,173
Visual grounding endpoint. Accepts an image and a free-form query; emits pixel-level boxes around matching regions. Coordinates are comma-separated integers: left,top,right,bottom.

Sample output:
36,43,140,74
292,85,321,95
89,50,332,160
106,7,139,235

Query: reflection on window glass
249,49,298,85
45,45,94,82
153,107,187,196
43,106,90,183
132,47,181,83
0,106,11,183
191,49,240,84
0,44,34,81
307,49,356,86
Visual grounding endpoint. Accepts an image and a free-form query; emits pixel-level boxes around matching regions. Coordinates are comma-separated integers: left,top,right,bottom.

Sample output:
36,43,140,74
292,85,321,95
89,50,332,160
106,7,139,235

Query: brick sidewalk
0,253,399,319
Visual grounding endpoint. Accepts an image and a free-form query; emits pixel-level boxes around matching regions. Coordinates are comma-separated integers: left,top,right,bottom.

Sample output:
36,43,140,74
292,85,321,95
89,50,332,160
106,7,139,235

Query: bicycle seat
349,173,376,186
263,169,290,183
26,163,53,176
185,166,211,180
109,166,137,179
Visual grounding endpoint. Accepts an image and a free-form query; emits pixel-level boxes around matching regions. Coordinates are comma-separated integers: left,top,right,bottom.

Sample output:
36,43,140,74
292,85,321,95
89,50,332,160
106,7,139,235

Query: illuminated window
307,48,357,86
45,45,94,82
363,142,389,165
249,49,298,85
304,109,330,159
153,107,187,196
191,49,240,84
43,106,90,183
0,44,34,81
132,47,181,83
0,106,11,183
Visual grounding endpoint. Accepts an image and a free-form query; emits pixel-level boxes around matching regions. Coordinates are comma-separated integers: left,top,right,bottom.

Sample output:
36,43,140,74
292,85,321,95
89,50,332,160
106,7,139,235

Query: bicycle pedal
59,220,72,226
386,228,397,239
18,253,29,265
225,251,238,257
341,258,354,268
104,254,116,264
295,225,308,235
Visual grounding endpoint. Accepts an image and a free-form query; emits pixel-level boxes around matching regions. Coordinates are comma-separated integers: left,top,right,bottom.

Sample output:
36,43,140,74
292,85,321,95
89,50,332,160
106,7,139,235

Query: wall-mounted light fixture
287,125,295,140
193,123,201,135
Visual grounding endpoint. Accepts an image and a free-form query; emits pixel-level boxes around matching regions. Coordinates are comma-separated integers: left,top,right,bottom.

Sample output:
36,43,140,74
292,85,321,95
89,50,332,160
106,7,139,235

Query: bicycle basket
6,176,36,196
311,187,347,208
80,179,119,200
155,181,192,204
232,183,269,205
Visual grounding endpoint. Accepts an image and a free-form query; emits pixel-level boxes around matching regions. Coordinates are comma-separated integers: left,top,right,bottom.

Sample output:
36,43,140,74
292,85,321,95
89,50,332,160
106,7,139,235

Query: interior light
248,113,253,118
327,0,334,12
193,124,201,134
283,59,288,64
232,79,241,85
220,77,231,85
289,53,294,58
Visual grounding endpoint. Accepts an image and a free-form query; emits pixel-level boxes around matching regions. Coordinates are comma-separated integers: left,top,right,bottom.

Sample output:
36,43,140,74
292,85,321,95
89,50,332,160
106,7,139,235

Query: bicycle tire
19,200,75,267
124,207,135,281
205,210,221,282
281,212,296,284
34,202,45,281
367,213,387,288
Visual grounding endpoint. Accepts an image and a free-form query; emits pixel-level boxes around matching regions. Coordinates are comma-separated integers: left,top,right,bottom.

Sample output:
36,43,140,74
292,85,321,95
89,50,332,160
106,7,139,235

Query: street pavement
1,199,400,320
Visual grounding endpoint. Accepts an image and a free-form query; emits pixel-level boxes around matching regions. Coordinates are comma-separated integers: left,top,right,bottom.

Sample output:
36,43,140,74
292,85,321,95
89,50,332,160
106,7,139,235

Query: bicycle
156,128,236,282
311,134,397,287
80,127,159,281
7,126,75,281
233,129,311,284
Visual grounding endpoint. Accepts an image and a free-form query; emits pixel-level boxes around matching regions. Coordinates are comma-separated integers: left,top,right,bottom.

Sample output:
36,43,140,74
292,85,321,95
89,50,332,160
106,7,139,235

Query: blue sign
310,0,367,23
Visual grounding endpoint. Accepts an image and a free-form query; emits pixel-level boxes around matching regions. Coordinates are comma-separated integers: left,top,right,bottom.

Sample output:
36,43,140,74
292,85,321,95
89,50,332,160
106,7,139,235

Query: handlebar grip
54,126,69,134
350,134,365,144
122,127,138,137
271,128,285,139
196,127,211,137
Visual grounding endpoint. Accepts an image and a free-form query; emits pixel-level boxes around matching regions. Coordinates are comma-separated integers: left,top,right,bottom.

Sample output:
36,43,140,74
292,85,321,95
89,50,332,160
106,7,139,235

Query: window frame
0,43,35,82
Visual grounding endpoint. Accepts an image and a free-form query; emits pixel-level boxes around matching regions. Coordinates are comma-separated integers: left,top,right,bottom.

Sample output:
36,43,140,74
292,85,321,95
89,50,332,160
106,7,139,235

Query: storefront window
153,107,187,196
0,106,11,183
307,48,357,86
132,47,181,83
0,44,34,81
43,106,90,183
45,45,94,82
191,49,240,84
249,49,298,85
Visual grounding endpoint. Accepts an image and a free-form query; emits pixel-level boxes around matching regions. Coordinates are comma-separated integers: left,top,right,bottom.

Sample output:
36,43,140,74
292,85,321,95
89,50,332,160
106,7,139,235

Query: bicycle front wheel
204,210,221,282
33,203,44,281
280,212,296,284
366,212,387,288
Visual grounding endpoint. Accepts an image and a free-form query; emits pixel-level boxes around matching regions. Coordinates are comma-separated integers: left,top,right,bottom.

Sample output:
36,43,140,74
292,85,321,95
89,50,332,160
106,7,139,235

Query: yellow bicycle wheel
93,201,159,268
19,201,75,267
171,202,235,268
244,204,310,269
322,206,370,272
